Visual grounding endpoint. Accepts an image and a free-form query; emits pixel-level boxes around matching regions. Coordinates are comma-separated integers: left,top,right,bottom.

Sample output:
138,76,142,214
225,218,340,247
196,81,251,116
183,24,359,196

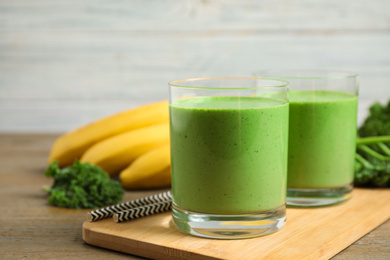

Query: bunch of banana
120,144,171,189
48,100,172,190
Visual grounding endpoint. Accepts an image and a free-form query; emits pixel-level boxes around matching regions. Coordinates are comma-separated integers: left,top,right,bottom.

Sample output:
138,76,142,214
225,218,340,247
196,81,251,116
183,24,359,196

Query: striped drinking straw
113,200,172,223
86,190,172,222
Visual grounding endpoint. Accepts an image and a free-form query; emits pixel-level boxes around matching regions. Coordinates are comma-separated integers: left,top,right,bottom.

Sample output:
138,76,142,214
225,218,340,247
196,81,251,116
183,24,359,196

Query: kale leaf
358,100,390,137
44,161,124,209
354,99,390,187
354,136,390,187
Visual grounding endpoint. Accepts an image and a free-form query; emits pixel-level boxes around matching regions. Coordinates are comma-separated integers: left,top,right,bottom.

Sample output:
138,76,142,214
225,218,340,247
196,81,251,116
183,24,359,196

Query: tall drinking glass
168,77,289,239
255,70,359,207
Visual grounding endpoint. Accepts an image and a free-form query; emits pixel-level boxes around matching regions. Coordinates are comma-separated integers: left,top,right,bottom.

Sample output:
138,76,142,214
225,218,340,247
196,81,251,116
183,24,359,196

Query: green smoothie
288,90,358,189
169,96,289,215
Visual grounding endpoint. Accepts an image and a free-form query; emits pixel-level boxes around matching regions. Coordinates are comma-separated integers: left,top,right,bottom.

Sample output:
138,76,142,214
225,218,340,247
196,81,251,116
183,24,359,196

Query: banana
80,123,170,177
49,100,169,168
120,143,171,190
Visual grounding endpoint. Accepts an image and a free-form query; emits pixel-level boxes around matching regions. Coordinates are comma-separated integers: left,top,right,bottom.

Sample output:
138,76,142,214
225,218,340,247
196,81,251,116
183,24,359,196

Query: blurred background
0,0,389,133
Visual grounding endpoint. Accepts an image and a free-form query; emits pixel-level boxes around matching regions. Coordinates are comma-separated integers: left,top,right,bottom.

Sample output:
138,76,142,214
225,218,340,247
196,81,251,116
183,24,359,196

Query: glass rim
168,77,289,90
254,69,359,80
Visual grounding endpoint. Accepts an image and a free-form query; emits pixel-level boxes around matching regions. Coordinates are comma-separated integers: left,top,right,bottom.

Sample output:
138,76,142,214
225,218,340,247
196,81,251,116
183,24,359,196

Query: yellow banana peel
80,123,170,177
48,100,169,167
120,143,171,190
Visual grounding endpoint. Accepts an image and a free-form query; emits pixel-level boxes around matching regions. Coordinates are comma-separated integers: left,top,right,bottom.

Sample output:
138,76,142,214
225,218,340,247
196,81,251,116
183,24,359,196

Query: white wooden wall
1,0,390,133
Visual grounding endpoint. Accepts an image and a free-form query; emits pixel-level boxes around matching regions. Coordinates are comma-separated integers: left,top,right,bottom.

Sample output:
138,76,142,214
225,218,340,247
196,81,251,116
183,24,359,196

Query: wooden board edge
319,216,390,260
82,222,221,260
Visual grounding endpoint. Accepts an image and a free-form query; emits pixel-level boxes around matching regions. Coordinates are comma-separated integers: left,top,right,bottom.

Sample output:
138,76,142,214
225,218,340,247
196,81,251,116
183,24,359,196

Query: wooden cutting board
83,188,390,260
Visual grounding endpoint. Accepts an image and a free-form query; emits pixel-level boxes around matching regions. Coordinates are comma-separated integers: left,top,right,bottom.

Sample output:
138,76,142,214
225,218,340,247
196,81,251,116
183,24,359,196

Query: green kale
354,99,390,187
44,161,124,209
354,136,390,187
358,100,390,137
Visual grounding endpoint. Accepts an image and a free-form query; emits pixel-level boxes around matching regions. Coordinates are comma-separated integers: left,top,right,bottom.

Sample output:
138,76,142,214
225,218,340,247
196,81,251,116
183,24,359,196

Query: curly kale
44,161,124,209
354,99,390,187
358,100,390,137
354,136,390,187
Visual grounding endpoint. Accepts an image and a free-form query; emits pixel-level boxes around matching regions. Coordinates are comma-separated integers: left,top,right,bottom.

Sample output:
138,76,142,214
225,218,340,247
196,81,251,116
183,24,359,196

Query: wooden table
1,134,389,259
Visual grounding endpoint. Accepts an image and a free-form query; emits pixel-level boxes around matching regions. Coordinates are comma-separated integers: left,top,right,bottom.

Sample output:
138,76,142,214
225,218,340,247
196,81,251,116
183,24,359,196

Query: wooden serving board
83,188,390,260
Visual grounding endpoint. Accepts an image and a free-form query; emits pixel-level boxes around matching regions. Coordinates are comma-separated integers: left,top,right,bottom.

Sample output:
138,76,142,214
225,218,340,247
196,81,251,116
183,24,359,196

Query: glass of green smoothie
254,70,359,207
168,77,289,239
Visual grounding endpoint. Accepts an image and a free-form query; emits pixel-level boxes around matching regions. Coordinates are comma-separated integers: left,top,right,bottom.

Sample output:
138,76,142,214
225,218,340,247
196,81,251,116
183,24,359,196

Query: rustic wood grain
0,134,389,259
83,188,390,260
0,1,389,132
334,220,390,260
0,134,146,259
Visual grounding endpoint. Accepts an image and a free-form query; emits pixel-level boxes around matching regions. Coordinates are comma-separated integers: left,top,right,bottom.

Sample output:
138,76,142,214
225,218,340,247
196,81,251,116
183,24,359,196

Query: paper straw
86,190,172,222
113,200,172,223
